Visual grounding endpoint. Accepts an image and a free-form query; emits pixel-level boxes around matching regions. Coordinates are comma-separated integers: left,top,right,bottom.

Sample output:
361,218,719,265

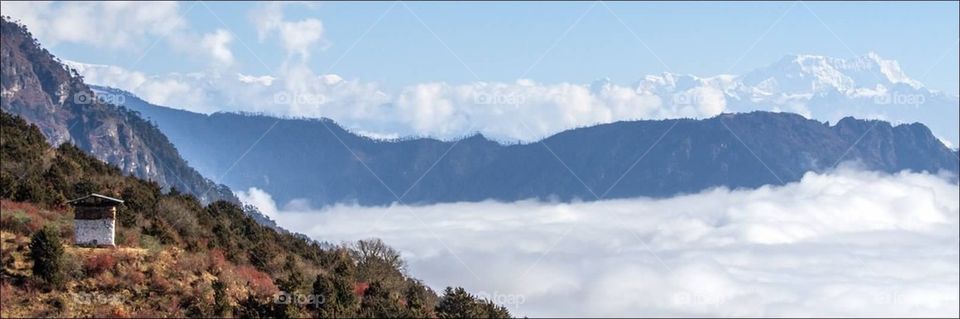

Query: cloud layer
63,60,732,141
65,53,959,145
238,169,960,317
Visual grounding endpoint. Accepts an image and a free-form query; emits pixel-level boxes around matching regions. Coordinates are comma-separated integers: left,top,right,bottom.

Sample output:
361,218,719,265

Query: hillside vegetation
0,111,510,318
1,16,236,204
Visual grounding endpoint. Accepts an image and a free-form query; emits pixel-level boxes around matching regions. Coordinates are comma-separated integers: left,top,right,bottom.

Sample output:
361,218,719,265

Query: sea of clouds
238,169,959,317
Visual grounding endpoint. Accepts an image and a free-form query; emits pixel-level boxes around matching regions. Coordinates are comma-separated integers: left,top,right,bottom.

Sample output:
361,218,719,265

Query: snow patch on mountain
66,53,959,146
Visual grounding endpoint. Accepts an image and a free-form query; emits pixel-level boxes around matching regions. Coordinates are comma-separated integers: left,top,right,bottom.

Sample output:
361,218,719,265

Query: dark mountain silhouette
100,86,959,207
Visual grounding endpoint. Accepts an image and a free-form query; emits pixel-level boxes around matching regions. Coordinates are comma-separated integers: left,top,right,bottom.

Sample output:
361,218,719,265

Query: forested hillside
0,111,509,318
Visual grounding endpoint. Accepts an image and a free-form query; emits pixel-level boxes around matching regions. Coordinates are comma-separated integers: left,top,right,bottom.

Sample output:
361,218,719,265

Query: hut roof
67,193,124,206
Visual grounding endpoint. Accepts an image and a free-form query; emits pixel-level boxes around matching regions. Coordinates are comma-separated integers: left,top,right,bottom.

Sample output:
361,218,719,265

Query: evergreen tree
359,281,406,318
404,280,436,318
330,250,359,317
213,279,231,317
436,287,511,319
311,274,336,318
29,226,65,287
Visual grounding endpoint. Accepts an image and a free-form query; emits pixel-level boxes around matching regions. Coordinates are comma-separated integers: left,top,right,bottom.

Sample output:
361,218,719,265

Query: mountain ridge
98,86,959,208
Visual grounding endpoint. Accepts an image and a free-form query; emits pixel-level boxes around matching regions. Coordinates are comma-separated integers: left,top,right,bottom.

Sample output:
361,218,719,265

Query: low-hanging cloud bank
244,169,959,317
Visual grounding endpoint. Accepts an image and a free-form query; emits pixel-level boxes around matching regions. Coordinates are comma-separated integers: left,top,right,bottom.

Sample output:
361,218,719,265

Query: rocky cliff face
0,16,236,204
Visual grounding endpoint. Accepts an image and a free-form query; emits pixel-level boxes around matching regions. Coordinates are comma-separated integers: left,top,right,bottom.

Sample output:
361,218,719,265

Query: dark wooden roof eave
66,193,125,206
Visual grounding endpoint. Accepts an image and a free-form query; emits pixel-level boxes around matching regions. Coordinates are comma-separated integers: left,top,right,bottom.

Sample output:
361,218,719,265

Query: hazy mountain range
97,86,958,207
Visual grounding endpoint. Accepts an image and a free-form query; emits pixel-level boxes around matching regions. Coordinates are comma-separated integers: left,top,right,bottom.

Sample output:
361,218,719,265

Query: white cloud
238,73,276,86
65,61,149,89
66,61,717,141
64,52,958,145
251,3,326,60
239,169,960,317
2,1,235,68
1,1,184,50
235,187,279,220
200,29,235,66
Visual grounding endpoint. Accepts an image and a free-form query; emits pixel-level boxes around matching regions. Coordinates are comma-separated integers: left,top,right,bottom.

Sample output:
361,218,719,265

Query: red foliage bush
148,271,172,294
84,253,117,275
0,200,48,234
120,230,140,247
355,282,370,297
208,249,227,272
124,270,147,286
235,265,277,297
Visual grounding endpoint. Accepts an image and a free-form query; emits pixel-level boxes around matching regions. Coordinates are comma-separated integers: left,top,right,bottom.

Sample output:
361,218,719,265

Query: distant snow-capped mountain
634,52,958,145
66,53,959,146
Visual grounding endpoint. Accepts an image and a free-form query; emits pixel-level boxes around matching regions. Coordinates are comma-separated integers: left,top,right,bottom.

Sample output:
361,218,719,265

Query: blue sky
3,1,958,144
13,1,958,94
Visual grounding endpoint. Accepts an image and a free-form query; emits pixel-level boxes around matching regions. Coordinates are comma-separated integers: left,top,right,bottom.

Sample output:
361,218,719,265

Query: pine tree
311,274,334,318
404,280,436,318
436,287,511,318
212,279,230,317
359,281,406,318
29,226,65,287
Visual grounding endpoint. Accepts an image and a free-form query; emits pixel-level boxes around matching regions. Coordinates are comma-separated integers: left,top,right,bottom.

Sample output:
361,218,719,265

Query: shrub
212,279,230,317
60,253,84,280
119,229,140,247
1,210,32,235
174,252,209,276
148,271,172,295
435,287,511,319
83,253,117,275
208,249,227,272
139,234,162,253
123,269,147,287
235,265,278,298
29,226,65,287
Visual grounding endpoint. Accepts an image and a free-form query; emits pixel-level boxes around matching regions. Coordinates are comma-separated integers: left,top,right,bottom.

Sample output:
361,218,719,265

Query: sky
2,3,957,316
1,1,958,144
3,1,957,92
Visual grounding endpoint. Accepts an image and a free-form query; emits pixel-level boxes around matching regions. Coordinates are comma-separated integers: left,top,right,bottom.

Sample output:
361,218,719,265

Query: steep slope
0,16,234,204
104,87,959,207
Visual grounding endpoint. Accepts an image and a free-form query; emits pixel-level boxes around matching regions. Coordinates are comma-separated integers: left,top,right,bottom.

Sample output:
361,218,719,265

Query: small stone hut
67,193,123,247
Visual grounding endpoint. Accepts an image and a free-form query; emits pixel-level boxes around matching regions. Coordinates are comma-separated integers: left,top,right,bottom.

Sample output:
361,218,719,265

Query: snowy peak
740,53,924,95
862,52,923,88
634,72,737,94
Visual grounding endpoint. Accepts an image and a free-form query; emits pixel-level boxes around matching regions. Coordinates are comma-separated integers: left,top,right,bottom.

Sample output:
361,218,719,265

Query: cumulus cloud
200,29,235,66
0,1,184,50
239,169,960,317
1,1,235,67
65,61,730,141
251,3,326,60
